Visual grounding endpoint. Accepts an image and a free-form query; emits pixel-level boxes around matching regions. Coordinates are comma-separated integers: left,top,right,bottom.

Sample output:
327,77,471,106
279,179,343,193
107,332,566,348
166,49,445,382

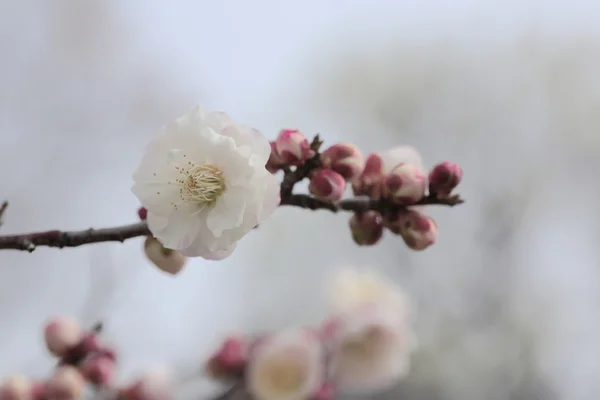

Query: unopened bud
309,169,346,202
119,370,172,400
0,375,33,400
349,211,383,246
44,316,83,358
320,143,364,181
384,210,438,250
384,163,426,204
274,129,313,166
80,354,115,386
137,207,147,221
428,161,463,198
266,142,286,173
206,336,248,379
45,366,85,400
144,237,186,276
352,154,384,199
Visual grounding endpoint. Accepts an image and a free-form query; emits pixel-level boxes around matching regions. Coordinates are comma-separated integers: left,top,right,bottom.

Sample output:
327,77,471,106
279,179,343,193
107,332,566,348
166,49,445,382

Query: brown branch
0,223,150,252
0,136,464,252
0,194,462,252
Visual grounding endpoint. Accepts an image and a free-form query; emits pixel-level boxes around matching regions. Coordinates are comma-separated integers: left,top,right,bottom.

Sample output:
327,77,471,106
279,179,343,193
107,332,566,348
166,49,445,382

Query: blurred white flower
246,329,324,400
324,268,415,395
132,106,280,259
327,268,412,318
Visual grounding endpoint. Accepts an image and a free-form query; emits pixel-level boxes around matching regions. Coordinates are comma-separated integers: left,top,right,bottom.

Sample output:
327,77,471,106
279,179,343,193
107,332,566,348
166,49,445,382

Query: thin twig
0,201,8,227
0,223,150,252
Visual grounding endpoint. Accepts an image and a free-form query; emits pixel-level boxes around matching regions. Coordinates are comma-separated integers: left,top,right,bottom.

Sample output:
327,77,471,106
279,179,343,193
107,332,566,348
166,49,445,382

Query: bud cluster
0,316,172,400
349,148,462,250
265,130,463,251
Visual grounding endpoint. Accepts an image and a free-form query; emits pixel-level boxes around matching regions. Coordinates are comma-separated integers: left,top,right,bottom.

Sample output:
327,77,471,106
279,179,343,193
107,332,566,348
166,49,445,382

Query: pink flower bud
312,383,335,400
137,207,147,221
119,370,172,400
44,316,83,358
349,211,383,246
274,129,313,166
384,210,438,250
320,143,364,181
45,366,85,400
352,154,385,199
144,237,186,276
266,141,286,173
309,169,346,201
384,163,426,204
0,375,33,400
428,161,463,198
206,336,248,379
80,354,115,386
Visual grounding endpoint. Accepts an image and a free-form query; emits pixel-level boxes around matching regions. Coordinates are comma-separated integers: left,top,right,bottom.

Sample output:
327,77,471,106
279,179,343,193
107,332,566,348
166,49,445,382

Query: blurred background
1,0,600,399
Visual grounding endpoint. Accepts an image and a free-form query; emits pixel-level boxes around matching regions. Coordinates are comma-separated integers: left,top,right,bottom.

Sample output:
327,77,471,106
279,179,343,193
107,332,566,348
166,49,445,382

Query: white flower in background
324,268,416,395
132,106,280,259
379,145,424,175
246,329,324,400
327,268,412,318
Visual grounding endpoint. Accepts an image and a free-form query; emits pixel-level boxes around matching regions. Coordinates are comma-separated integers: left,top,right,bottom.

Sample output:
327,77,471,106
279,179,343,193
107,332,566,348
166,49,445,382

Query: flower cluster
0,317,171,400
206,268,415,400
131,106,463,262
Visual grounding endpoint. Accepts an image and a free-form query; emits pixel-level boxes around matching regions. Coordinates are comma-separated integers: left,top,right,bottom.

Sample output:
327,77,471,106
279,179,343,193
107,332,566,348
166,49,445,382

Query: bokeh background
1,0,600,399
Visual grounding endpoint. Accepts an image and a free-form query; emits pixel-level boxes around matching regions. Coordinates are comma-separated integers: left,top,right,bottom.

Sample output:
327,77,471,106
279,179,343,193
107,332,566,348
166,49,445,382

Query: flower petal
206,187,247,238
179,241,236,260
147,207,201,250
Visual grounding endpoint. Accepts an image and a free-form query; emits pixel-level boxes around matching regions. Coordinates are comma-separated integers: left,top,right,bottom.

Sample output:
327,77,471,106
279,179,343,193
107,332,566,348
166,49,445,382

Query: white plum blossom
324,268,416,395
246,329,324,400
132,106,280,259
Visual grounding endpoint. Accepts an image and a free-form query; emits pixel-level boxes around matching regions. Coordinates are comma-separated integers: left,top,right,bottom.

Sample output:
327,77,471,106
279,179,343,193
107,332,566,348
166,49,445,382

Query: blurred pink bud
309,169,346,201
80,354,115,386
428,161,463,198
80,334,105,356
44,316,83,358
119,370,172,400
312,384,335,400
206,336,248,379
45,366,85,400
137,207,147,221
266,142,286,173
352,154,385,199
384,163,426,204
274,129,313,165
349,211,383,246
0,375,33,400
144,237,186,276
320,143,364,181
384,210,438,250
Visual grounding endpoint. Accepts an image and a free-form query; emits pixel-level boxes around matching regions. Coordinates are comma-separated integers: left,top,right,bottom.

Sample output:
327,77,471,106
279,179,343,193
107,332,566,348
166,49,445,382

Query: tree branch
0,223,150,252
0,194,462,252
0,136,464,252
